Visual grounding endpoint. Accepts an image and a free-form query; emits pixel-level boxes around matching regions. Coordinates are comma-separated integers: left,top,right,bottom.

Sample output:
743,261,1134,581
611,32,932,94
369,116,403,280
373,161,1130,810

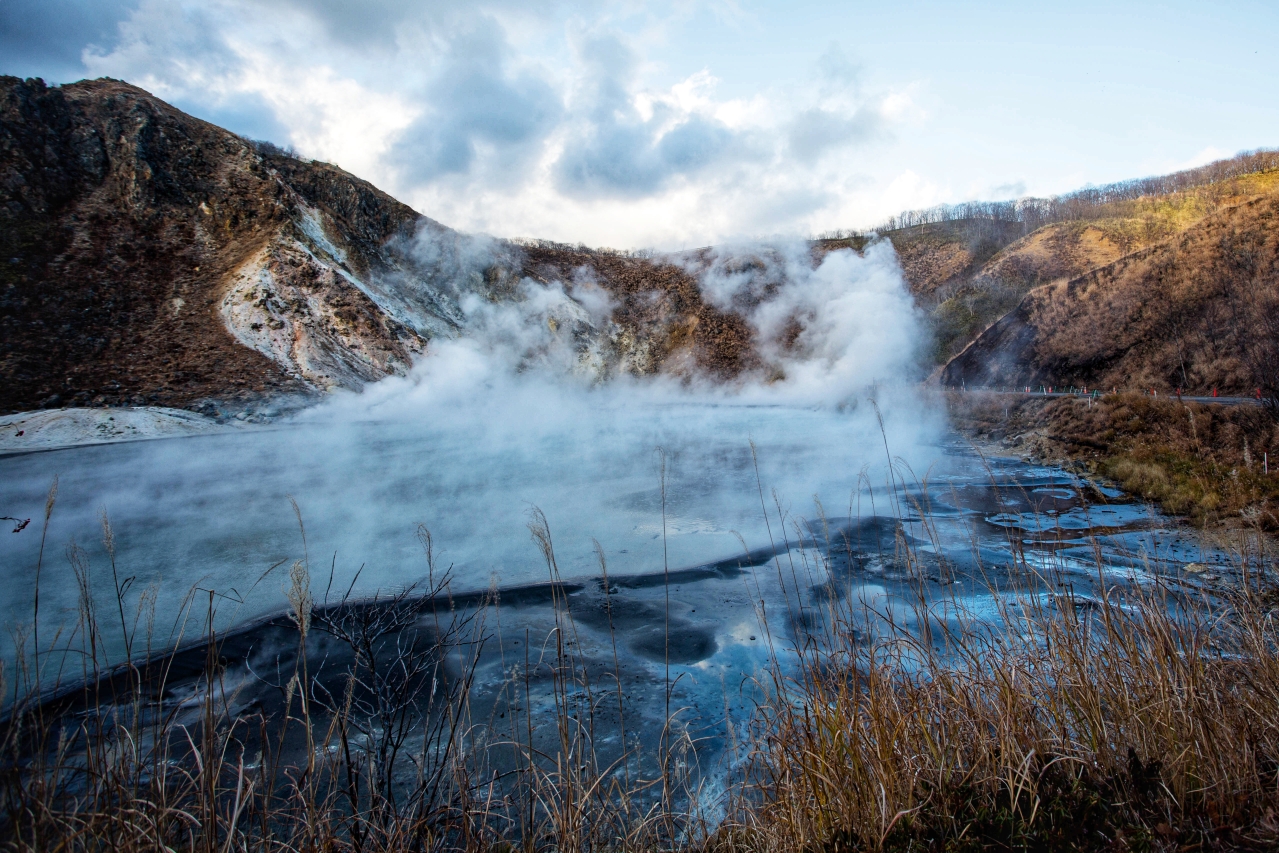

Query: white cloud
254,61,417,186
1170,146,1229,172
876,171,944,219
38,0,919,247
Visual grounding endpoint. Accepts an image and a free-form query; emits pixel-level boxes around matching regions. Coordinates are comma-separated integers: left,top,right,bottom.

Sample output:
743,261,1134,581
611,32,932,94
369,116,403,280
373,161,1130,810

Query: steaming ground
0,303,1232,808
0,391,943,644
0,416,1231,818
0,163,1252,825
0,237,943,669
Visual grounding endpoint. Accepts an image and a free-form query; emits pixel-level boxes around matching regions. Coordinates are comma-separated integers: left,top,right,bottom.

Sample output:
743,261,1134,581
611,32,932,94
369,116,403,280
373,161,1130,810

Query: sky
3,0,1278,249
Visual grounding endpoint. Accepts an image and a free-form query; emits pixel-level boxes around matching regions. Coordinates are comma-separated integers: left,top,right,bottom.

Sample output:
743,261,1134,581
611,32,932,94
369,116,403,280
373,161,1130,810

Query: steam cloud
690,239,923,404
324,231,929,418
0,233,943,667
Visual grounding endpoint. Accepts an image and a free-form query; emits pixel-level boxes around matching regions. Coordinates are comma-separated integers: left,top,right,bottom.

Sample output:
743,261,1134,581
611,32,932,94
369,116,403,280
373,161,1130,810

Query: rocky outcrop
0,76,451,414
218,239,422,391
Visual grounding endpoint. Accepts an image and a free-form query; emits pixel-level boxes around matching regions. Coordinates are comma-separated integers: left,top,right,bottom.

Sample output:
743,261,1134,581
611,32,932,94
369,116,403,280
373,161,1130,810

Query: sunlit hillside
820,150,1279,365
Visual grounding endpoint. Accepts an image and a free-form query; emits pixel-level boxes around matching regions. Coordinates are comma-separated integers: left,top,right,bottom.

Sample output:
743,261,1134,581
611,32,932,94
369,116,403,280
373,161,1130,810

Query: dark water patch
599,543,780,591
457,580,584,609
629,624,719,664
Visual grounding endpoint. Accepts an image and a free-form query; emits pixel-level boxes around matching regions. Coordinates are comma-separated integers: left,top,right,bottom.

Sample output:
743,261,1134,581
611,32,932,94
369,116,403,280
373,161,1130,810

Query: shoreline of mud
946,389,1279,540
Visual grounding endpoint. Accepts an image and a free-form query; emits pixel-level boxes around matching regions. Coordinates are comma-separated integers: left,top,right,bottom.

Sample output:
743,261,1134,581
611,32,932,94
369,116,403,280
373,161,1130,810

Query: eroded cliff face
218,239,421,392
0,77,770,416
0,76,447,414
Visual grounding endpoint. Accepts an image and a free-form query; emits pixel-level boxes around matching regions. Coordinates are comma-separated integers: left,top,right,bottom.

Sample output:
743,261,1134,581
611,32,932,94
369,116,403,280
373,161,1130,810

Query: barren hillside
941,181,1279,395
846,153,1279,366
0,77,436,415
0,77,765,416
5,75,1276,418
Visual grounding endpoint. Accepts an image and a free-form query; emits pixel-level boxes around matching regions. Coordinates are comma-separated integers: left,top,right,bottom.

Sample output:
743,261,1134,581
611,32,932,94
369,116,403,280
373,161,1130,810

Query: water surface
0,403,1232,798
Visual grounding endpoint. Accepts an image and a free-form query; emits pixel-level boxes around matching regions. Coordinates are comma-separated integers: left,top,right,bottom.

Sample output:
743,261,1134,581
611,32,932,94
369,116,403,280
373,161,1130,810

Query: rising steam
0,230,944,657
318,230,928,418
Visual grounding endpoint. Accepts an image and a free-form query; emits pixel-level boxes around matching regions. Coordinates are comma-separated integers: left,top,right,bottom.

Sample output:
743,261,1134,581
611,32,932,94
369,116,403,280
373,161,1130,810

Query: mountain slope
10,75,1272,419
844,153,1279,366
940,183,1279,395
0,77,769,416
0,77,450,414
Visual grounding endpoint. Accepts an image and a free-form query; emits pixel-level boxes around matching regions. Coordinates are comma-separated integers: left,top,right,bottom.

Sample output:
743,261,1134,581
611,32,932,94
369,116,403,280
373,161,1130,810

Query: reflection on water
0,404,1235,803
1,403,931,657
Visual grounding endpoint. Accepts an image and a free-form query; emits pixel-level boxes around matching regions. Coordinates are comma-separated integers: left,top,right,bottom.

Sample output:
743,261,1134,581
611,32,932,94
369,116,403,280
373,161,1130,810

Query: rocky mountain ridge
0,77,756,417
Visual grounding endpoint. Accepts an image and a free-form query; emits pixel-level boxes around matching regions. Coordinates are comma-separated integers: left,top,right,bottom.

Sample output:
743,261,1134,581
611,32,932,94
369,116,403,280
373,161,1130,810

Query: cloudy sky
4,0,1278,248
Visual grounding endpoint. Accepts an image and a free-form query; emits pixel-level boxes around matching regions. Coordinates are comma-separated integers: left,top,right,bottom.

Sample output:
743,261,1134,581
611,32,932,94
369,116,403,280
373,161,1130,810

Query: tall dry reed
5,464,1279,852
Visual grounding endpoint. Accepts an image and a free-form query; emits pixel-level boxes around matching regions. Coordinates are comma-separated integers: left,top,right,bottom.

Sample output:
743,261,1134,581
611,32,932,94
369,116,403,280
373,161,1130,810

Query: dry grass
942,181,1279,393
716,517,1279,852
0,502,700,853
6,460,1279,852
912,163,1279,369
949,391,1279,530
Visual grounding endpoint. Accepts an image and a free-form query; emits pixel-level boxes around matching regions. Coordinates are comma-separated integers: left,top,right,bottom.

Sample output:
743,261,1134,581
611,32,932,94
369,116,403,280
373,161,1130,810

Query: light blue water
0,402,1224,692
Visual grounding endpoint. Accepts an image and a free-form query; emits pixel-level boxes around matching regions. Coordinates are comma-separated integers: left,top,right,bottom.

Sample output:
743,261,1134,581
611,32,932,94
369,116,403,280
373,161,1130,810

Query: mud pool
0,402,1236,807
